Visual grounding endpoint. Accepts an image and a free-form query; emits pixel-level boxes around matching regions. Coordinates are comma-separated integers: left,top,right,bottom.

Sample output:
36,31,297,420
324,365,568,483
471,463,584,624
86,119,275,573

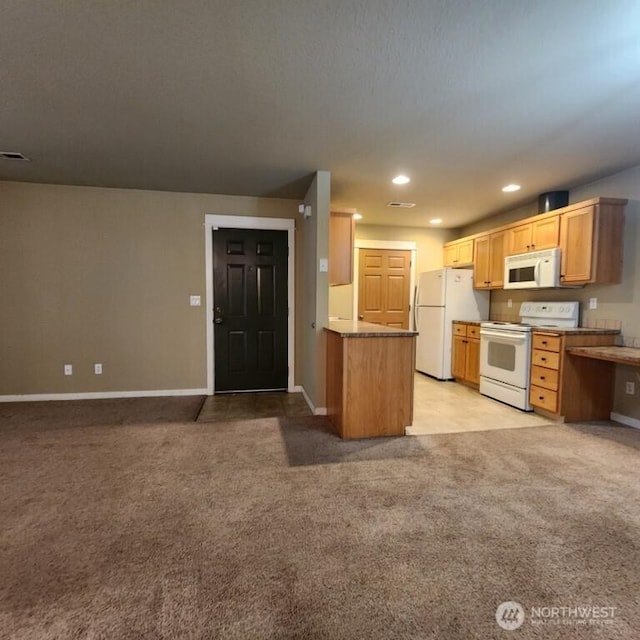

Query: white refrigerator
414,268,490,379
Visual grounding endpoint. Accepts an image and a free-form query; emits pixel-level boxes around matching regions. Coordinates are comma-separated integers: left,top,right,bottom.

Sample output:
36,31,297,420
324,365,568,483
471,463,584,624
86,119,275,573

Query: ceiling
1,1,639,228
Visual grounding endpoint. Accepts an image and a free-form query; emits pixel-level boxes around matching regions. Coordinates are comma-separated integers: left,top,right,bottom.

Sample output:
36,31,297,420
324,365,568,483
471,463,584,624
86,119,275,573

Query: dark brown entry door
213,228,288,392
358,248,411,328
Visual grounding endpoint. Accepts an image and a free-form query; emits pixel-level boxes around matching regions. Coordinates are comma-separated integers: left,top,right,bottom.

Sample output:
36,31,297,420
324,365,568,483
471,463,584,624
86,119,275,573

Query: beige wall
298,171,330,411
0,181,300,395
459,164,640,421
328,223,456,320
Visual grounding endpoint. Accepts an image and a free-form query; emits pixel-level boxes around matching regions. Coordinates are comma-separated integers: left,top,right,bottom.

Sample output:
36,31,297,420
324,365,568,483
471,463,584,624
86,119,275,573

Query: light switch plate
190,295,201,307
64,364,72,376
94,363,103,375
589,297,598,310
507,299,513,308
319,258,328,273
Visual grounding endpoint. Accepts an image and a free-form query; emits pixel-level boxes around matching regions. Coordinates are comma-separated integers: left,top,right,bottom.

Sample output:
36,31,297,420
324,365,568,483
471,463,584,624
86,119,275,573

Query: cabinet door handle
541,357,547,362
540,376,546,380
541,340,548,345
539,396,544,401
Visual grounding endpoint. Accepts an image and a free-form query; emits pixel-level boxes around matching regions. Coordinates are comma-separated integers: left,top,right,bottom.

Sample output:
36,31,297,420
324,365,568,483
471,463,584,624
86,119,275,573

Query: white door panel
416,306,447,379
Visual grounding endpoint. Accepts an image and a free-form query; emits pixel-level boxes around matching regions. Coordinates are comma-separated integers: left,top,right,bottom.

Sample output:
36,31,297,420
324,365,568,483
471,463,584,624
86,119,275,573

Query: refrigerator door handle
413,286,419,330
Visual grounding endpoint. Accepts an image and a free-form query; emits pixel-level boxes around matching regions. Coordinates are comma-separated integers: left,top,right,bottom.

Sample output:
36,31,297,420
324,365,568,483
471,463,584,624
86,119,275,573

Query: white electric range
479,301,579,410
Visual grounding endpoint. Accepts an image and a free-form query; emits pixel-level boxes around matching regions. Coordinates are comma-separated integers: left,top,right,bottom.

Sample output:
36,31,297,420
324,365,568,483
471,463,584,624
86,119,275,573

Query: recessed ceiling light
353,213,363,220
502,183,521,193
392,175,410,185
429,218,442,225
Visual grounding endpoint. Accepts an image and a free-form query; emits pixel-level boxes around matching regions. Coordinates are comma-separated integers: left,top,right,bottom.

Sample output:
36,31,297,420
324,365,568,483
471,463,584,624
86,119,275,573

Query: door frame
353,239,417,329
205,214,295,395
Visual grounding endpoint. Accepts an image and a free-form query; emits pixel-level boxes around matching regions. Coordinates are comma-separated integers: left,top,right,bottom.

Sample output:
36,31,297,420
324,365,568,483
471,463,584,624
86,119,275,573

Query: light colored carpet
1,398,639,639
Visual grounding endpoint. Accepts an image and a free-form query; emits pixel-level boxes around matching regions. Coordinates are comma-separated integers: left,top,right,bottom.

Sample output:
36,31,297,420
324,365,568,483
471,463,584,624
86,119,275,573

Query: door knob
358,315,364,320
214,317,223,324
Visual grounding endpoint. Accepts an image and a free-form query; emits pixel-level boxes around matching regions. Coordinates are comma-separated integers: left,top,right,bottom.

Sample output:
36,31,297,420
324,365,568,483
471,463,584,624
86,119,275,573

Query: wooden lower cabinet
529,331,617,422
452,322,481,387
325,327,416,438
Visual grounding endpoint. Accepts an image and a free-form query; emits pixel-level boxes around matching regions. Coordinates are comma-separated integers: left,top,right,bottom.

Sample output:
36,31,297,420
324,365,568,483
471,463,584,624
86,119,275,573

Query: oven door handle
480,329,529,341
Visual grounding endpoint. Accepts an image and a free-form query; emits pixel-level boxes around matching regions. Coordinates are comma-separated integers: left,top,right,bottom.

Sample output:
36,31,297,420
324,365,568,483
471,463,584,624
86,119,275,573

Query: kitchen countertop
325,320,417,338
566,345,640,366
453,320,481,325
532,327,621,336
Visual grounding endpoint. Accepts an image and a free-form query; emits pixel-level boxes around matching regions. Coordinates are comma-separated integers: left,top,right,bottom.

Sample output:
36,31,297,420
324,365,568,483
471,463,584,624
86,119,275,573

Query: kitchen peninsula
325,320,417,439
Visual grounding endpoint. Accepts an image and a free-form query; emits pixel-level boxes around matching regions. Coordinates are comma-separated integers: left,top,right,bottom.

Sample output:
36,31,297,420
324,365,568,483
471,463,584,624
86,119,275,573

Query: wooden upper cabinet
329,211,355,285
474,231,505,289
559,200,625,285
507,216,560,255
443,238,474,267
443,196,626,289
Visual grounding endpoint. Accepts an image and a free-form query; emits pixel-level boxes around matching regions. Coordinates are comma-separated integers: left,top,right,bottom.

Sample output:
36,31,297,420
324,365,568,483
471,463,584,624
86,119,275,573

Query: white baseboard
610,412,640,430
0,388,208,403
297,385,327,416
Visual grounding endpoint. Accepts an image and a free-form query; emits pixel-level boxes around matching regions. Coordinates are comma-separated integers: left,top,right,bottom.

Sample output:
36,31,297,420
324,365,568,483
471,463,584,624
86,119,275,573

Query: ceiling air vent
386,201,416,208
0,151,31,161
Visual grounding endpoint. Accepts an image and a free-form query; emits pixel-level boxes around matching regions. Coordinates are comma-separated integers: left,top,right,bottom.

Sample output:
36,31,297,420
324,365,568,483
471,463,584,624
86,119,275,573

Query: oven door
480,328,530,389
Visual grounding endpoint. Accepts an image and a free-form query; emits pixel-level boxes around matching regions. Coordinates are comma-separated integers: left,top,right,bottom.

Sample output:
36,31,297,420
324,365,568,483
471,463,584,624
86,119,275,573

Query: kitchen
329,187,640,435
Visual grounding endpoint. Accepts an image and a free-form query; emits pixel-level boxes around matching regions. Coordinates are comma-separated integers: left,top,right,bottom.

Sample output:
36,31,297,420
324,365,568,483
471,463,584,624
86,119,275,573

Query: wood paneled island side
325,321,417,439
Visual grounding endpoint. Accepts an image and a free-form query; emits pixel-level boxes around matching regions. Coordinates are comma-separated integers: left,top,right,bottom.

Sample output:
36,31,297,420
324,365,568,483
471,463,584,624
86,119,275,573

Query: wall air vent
386,201,416,208
0,151,31,161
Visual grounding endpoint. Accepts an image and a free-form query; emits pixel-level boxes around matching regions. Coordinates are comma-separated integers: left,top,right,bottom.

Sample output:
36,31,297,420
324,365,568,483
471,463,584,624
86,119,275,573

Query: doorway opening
353,239,417,329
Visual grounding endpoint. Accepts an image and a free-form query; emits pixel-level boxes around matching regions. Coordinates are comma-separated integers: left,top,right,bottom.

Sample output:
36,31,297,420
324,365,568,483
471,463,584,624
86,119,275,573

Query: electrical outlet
64,364,73,376
589,297,598,310
507,299,513,308
94,363,103,375
625,381,635,395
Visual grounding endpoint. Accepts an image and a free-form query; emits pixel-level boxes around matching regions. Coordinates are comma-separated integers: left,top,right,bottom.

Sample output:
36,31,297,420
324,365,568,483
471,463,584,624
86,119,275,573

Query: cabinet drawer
453,323,468,337
532,334,561,352
530,385,558,413
467,325,480,339
531,349,560,369
531,365,559,391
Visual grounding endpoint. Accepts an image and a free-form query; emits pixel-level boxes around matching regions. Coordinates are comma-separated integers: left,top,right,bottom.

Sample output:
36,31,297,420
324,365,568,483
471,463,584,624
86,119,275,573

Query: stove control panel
519,301,580,326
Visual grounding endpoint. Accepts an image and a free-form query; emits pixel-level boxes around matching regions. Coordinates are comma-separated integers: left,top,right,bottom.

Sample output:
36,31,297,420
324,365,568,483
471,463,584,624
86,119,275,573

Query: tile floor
406,372,554,435
197,391,311,422
197,374,554,435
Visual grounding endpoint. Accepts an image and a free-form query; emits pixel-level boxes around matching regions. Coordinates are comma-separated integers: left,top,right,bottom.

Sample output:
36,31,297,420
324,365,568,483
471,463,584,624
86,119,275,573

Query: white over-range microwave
504,247,562,289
